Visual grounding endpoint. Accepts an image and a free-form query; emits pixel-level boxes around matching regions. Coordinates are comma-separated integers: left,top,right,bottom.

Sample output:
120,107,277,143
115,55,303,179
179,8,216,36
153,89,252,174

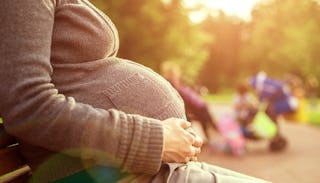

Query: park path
195,103,320,183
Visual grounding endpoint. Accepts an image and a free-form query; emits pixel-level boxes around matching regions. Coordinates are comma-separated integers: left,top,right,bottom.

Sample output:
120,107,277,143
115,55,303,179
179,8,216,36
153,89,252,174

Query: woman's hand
185,127,203,161
161,118,203,163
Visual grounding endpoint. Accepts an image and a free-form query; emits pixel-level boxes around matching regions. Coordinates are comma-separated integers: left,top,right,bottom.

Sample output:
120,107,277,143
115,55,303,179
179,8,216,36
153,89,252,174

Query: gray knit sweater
0,0,185,182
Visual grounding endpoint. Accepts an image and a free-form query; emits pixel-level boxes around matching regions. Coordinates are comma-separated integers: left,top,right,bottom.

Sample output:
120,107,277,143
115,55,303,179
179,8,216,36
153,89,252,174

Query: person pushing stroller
234,72,294,151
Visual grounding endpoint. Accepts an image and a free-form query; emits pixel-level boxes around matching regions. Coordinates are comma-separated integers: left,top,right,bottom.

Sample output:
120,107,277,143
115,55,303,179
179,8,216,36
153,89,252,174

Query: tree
241,0,320,81
197,14,243,92
90,0,209,83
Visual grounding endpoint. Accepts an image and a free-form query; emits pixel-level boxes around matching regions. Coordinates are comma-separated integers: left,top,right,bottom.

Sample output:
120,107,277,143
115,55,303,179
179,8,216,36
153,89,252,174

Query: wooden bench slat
0,124,17,149
0,122,32,183
0,145,27,175
0,165,31,183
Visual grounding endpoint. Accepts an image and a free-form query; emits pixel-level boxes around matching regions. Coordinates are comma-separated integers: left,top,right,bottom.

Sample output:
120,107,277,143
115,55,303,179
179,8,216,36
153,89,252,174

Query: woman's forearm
0,0,163,174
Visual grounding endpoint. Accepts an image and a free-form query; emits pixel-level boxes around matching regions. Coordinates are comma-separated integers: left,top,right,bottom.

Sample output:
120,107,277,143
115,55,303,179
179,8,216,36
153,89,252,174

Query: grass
204,92,320,126
203,92,233,104
307,104,320,126
309,112,320,125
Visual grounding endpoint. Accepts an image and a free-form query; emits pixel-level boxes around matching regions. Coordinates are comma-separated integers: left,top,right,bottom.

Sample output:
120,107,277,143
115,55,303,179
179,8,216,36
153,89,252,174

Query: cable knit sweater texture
0,0,185,182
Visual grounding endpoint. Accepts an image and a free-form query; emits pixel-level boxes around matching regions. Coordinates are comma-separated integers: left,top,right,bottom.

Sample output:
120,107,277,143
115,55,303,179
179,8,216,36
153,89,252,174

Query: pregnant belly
52,57,185,120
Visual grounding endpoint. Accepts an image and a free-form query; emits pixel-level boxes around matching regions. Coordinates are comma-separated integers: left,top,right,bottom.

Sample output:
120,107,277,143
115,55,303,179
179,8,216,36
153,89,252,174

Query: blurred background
89,0,320,182
91,0,320,124
91,0,320,91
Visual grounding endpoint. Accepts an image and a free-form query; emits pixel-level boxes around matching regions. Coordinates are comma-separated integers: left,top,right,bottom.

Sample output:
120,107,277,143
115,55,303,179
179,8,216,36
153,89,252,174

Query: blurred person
306,74,319,107
161,62,217,142
249,72,291,151
233,81,259,139
0,1,269,183
283,73,308,123
250,72,298,122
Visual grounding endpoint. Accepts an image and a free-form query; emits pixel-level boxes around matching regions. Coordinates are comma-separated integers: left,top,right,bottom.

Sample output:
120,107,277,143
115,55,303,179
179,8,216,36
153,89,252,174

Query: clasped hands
162,118,203,163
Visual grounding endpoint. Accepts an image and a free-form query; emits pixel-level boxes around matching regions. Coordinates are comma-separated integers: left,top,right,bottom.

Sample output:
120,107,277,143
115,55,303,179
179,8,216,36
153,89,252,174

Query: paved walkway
195,103,320,183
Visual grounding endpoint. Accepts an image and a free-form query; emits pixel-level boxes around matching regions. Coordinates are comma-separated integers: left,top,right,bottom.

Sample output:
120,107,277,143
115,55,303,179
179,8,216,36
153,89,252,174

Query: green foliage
242,0,320,79
197,14,244,92
307,101,320,125
196,0,320,93
90,0,320,92
90,0,209,83
308,110,320,126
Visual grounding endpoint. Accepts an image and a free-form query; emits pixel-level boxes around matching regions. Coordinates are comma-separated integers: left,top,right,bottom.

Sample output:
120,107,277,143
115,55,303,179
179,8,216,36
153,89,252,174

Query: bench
0,123,124,183
0,123,31,183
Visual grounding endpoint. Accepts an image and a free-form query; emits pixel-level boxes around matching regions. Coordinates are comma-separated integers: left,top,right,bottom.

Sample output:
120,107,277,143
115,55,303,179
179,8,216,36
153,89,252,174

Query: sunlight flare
183,0,266,22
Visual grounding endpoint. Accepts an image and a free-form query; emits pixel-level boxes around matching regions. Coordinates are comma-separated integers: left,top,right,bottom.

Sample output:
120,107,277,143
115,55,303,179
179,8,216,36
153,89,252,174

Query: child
161,62,217,141
233,81,258,139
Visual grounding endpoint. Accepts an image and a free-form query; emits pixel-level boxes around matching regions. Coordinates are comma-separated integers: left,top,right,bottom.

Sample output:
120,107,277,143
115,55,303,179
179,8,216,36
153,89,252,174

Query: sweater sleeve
0,0,163,174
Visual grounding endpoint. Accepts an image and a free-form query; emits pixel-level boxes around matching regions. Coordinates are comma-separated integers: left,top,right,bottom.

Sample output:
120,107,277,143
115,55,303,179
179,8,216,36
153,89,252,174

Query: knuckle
183,147,193,156
179,155,188,163
197,136,203,143
199,139,204,146
188,147,195,156
186,133,195,143
182,150,189,157
183,132,194,144
196,147,201,154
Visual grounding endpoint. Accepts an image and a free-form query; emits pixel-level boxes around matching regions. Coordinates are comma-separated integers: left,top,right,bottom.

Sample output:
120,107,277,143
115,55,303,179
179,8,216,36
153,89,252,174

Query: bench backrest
0,123,31,183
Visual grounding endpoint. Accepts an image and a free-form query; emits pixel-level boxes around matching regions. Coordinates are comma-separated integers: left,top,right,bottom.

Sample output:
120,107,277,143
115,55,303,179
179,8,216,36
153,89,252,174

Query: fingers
185,127,196,136
166,142,201,163
185,127,203,148
183,146,201,163
183,129,195,144
193,135,203,148
184,156,198,162
162,118,202,163
190,156,198,161
194,147,201,156
179,119,192,129
184,156,191,162
189,147,201,158
180,121,203,160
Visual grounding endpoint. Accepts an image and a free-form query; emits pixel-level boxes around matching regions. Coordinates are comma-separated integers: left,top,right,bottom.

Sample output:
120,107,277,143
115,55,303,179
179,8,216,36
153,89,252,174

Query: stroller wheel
269,135,288,152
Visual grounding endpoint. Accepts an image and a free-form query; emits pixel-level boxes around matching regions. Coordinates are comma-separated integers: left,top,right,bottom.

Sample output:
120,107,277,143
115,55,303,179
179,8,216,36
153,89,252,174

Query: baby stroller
244,72,297,151
237,102,288,152
176,85,217,141
178,85,249,156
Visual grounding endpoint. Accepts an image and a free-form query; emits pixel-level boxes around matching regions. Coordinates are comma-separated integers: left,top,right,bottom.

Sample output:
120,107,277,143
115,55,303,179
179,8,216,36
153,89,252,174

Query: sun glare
183,0,266,23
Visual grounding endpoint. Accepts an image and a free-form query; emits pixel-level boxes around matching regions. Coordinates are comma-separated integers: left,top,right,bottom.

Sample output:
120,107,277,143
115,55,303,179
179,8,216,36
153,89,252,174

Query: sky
182,0,267,22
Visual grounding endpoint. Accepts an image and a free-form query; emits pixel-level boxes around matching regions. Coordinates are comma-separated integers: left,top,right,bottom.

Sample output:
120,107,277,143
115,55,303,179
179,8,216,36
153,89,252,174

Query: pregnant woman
0,0,268,182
